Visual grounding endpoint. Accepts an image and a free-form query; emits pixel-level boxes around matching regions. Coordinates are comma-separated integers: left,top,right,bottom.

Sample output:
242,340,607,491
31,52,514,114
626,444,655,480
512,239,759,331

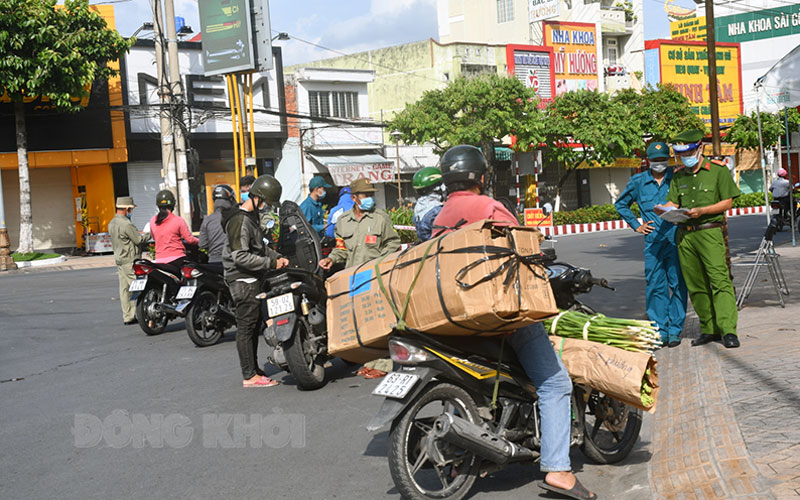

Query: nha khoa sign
506,45,555,107
543,21,599,95
327,162,395,186
644,40,743,126
716,4,800,43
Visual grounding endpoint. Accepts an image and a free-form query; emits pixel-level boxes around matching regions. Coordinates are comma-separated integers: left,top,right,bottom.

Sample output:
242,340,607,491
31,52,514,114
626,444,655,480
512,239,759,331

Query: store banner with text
327,163,395,186
543,21,599,95
716,4,800,43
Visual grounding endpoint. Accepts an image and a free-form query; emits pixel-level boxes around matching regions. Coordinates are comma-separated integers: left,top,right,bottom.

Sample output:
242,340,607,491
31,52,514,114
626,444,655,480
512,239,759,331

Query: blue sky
643,0,700,40
106,0,439,65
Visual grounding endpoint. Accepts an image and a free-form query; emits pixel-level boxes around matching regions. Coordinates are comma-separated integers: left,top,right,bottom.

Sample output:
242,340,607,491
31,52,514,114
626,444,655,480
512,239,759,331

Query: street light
390,130,403,207
130,22,154,39
271,32,290,42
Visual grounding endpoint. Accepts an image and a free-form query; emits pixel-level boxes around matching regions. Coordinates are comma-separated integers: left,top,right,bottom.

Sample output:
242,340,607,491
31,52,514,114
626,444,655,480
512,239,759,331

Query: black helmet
212,184,235,201
440,145,487,188
249,174,282,205
156,189,176,208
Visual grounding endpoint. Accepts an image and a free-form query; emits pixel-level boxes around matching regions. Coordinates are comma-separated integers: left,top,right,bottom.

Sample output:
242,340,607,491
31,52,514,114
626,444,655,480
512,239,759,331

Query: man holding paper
616,141,687,347
655,129,741,349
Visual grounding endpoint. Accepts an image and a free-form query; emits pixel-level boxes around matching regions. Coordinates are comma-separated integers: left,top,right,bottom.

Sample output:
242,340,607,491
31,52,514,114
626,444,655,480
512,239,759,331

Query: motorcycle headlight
389,339,434,364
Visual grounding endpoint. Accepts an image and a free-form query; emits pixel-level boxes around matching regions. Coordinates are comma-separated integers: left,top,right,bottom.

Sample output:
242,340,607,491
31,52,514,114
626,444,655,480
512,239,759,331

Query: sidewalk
0,253,116,276
649,242,800,499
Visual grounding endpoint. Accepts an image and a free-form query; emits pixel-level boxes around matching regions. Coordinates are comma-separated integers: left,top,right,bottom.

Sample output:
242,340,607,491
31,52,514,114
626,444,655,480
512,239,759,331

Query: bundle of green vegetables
543,309,662,354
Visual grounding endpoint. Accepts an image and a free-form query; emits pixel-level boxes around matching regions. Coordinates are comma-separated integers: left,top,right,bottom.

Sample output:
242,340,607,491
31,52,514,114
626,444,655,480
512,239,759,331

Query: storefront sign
543,21,599,95
506,45,555,106
670,16,706,41
644,40,742,126
327,162,395,186
524,208,552,227
529,0,559,23
716,4,800,43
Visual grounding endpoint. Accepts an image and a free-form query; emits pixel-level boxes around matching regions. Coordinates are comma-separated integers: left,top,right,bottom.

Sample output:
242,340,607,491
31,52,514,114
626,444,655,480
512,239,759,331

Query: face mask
318,190,327,200
358,197,375,211
680,152,700,168
649,161,669,174
241,192,249,202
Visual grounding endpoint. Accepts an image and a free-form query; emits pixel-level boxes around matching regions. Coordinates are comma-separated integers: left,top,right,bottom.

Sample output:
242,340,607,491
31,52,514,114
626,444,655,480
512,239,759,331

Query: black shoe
668,340,681,348
691,333,721,346
723,334,740,348
123,319,137,325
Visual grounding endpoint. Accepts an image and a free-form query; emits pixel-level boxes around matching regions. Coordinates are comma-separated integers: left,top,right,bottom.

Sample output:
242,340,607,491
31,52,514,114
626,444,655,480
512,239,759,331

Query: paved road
0,214,780,500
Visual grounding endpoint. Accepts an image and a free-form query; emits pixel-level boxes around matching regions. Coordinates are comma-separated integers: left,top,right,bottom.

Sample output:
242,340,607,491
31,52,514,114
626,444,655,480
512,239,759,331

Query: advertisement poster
543,21,599,95
506,45,555,106
644,0,699,40
644,40,743,126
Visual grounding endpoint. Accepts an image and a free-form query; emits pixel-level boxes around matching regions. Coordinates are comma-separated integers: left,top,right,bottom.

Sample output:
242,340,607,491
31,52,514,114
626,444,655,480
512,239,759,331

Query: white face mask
649,161,669,174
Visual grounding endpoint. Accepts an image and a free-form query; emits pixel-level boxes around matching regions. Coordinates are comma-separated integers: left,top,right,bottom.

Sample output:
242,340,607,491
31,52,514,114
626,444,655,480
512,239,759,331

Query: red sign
524,208,553,227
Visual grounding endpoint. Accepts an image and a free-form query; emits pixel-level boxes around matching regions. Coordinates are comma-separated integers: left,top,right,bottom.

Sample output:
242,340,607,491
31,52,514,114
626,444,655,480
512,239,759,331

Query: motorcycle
367,249,641,500
260,201,331,391
771,190,800,232
176,262,236,347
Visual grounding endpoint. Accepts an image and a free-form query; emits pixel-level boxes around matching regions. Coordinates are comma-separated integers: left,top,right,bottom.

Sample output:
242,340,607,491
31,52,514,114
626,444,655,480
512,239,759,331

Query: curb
13,255,67,268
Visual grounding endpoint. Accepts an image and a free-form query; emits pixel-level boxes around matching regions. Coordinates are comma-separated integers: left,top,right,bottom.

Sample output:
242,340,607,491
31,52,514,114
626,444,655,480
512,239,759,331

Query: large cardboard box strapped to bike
326,220,558,363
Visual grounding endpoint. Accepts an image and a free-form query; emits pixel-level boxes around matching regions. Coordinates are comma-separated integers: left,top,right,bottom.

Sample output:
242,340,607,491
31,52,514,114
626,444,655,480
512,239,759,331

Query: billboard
197,0,256,76
716,4,800,43
670,16,706,41
529,0,559,23
543,21,599,95
644,40,743,126
506,44,555,106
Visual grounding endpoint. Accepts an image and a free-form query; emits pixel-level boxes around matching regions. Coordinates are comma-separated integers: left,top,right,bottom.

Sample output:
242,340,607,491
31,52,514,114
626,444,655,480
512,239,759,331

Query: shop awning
308,153,395,186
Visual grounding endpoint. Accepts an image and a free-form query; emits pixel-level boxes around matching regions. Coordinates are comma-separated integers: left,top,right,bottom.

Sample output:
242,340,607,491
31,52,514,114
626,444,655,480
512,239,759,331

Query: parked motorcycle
260,201,330,390
130,259,187,335
176,262,236,347
367,249,640,500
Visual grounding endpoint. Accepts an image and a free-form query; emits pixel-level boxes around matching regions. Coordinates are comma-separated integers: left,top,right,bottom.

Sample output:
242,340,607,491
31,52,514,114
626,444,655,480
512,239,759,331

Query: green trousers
676,227,737,336
117,262,136,323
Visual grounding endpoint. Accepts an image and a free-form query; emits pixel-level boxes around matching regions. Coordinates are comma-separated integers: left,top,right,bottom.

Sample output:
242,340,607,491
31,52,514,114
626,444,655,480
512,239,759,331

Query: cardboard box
326,220,558,363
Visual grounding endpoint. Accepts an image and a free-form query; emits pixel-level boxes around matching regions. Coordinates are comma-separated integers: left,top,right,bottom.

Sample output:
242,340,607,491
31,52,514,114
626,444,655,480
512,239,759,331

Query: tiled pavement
649,243,800,499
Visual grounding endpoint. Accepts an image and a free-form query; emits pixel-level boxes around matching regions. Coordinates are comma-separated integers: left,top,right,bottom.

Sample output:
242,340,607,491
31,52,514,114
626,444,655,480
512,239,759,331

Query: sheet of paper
656,205,690,223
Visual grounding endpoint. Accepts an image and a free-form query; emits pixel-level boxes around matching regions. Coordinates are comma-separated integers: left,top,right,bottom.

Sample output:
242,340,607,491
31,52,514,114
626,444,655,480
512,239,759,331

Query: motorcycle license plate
176,286,197,300
129,278,147,292
372,372,419,399
267,292,295,318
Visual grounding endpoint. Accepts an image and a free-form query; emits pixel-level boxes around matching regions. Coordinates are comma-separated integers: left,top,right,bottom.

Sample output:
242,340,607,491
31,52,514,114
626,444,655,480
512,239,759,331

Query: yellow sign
670,16,706,41
647,40,743,127
543,21,599,95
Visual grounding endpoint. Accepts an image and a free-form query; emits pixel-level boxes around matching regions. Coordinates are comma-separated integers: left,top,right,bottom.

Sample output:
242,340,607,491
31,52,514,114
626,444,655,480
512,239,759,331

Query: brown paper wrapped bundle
549,336,659,413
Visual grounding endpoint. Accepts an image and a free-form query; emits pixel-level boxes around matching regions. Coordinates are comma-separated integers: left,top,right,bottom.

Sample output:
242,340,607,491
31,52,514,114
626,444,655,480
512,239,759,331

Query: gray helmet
249,175,282,205
440,145,487,188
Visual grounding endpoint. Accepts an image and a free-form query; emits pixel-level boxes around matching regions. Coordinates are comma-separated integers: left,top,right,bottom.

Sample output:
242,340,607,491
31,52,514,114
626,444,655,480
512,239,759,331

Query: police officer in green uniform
319,178,401,270
656,129,741,348
108,196,149,325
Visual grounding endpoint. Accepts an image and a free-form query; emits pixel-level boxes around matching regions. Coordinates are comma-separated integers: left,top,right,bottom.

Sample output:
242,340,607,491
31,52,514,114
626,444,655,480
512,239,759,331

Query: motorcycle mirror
542,202,553,216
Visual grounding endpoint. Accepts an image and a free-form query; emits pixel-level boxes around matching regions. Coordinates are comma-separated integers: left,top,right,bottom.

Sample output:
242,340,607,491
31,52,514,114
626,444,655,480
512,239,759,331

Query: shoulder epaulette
710,159,727,167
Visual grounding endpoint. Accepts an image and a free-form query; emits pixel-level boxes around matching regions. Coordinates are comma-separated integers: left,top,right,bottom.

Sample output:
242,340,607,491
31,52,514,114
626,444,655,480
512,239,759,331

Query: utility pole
150,0,178,205
163,0,191,226
703,0,721,156
0,169,17,271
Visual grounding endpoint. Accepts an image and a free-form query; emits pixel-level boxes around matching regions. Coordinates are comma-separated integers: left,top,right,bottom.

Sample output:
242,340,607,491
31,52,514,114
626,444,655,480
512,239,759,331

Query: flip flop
243,376,280,388
538,479,598,500
364,369,387,379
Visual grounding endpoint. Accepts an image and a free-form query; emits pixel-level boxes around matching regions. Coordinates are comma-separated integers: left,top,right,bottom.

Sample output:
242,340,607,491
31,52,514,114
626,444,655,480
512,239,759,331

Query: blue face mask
318,190,327,200
359,197,375,211
241,192,249,202
680,153,700,168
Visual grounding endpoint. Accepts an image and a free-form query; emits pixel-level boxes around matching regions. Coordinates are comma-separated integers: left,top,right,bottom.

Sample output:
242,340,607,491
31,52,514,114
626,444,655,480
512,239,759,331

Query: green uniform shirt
108,214,148,265
666,158,740,225
330,209,401,268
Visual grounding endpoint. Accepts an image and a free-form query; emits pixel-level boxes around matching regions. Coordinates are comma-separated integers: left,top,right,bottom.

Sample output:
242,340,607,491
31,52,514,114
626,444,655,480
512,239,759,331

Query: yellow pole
233,75,247,175
227,75,240,196
248,73,256,164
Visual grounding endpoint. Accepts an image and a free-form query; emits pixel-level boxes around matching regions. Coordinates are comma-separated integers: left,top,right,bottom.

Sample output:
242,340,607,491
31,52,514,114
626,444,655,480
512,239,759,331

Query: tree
542,90,641,210
728,108,800,150
0,0,132,253
388,74,545,195
614,84,706,143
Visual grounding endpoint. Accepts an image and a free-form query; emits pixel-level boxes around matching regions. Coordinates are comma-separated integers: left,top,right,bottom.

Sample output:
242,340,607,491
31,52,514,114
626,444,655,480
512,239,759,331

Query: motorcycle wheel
577,387,642,464
283,318,326,390
135,287,168,336
388,383,482,500
185,290,225,347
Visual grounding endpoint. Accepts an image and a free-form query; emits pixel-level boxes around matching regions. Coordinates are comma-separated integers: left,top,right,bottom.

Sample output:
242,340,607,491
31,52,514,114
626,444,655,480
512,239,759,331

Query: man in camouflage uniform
319,178,400,270
108,196,148,325
656,129,741,349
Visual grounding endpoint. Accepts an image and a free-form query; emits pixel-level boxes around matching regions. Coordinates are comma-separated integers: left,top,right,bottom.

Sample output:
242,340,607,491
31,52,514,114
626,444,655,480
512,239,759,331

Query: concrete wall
588,168,633,205
438,0,530,45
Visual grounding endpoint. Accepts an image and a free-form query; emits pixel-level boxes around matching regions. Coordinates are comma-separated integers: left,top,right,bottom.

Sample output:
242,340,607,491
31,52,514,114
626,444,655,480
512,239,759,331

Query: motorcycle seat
147,261,182,276
195,262,224,275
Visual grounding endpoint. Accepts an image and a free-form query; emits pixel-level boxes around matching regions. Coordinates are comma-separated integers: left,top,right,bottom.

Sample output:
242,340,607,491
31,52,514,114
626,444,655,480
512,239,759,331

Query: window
308,91,359,118
497,0,514,23
606,38,618,65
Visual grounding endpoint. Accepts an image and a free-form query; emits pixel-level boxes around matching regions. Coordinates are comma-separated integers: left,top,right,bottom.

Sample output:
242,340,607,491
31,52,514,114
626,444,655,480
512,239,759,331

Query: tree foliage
614,84,706,143
0,0,132,110
728,108,800,150
388,74,545,153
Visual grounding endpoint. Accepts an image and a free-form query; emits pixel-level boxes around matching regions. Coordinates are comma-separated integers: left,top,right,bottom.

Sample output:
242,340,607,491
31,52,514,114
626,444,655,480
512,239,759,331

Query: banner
327,162,395,186
506,45,555,106
543,21,599,95
670,16,706,41
716,4,800,43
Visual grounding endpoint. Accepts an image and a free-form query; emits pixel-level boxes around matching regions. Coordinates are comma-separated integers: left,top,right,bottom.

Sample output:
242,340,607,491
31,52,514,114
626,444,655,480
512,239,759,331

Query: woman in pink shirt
149,190,199,264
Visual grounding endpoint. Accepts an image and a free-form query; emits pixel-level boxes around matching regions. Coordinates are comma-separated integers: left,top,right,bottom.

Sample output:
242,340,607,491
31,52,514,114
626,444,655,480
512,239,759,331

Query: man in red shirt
433,145,595,500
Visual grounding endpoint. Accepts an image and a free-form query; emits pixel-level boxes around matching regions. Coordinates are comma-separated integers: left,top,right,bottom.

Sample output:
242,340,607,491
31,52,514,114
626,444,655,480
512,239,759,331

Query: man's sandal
538,478,598,500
